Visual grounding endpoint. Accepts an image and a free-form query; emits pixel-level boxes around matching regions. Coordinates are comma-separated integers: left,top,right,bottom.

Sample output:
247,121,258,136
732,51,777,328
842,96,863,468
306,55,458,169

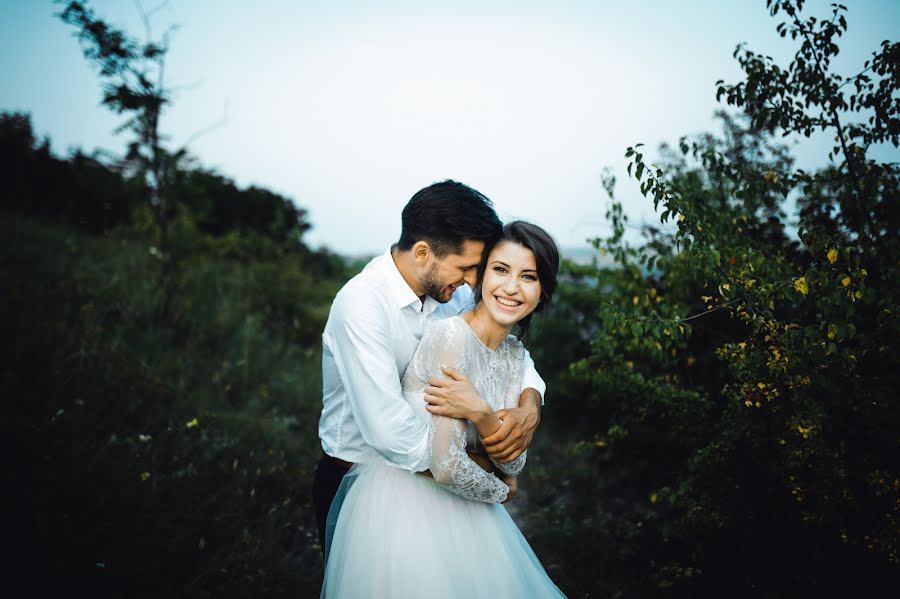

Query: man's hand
424,366,491,422
481,389,541,463
500,473,518,504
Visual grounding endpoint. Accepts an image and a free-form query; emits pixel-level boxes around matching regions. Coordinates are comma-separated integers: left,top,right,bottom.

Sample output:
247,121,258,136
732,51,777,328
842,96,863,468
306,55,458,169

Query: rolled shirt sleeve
519,348,546,404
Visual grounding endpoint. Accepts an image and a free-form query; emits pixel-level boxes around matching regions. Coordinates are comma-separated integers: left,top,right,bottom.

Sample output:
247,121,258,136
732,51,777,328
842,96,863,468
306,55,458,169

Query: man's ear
412,241,431,264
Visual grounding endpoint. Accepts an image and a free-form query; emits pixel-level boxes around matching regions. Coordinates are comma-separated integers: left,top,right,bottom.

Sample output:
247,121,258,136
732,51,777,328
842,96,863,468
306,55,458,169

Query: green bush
3,210,344,597
524,2,898,597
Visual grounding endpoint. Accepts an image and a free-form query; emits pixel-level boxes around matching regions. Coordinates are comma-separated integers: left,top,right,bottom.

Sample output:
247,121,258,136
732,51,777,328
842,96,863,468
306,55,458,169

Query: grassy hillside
3,211,344,597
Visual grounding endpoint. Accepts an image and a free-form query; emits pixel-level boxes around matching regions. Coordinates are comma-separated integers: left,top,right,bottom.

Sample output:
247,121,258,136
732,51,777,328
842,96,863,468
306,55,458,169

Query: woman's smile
493,294,523,311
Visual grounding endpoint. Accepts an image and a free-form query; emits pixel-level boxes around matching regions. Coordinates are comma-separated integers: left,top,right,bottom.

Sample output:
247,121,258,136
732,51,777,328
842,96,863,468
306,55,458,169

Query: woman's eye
493,266,507,273
523,274,538,281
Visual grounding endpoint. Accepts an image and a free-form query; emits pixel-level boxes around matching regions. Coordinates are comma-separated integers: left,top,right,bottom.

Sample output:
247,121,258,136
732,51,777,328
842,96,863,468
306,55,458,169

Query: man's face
420,239,485,303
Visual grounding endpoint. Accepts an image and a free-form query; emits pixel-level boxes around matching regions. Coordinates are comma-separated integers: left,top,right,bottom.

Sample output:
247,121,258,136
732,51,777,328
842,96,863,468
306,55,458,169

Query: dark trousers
312,454,351,556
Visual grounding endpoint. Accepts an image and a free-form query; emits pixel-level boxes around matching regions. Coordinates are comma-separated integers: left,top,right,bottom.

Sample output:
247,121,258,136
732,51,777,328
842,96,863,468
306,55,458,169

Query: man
313,180,545,551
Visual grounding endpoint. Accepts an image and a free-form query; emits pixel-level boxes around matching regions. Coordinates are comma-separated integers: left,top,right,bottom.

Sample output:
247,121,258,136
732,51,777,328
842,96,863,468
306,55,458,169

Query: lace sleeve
430,416,509,503
490,451,526,476
488,339,527,476
410,319,509,503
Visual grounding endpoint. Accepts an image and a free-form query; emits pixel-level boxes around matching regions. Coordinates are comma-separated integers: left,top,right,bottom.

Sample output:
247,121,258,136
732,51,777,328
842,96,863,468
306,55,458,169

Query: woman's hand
424,366,493,424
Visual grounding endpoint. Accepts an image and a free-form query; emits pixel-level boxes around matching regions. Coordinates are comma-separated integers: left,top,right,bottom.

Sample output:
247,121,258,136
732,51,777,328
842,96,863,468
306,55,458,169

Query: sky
2,0,898,255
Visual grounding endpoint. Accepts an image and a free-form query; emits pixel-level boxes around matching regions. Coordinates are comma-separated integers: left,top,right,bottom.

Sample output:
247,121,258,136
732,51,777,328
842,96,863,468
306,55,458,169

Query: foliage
0,111,144,231
58,0,194,314
2,113,350,597
523,2,899,597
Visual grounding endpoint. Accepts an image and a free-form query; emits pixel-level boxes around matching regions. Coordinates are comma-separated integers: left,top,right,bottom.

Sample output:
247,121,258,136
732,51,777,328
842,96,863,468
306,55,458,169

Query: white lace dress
321,316,566,598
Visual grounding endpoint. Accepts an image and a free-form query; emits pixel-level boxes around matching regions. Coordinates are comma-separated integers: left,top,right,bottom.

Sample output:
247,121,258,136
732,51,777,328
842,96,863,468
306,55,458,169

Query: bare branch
133,0,152,42
169,79,205,94
675,299,742,323
145,0,171,20
179,99,230,150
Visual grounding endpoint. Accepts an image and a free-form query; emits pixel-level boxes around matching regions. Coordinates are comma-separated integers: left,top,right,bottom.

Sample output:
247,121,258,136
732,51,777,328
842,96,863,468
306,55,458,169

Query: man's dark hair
397,180,502,257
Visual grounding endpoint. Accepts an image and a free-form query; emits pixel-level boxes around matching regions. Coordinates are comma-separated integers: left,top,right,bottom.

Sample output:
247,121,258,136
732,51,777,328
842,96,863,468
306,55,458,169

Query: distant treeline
1,111,344,276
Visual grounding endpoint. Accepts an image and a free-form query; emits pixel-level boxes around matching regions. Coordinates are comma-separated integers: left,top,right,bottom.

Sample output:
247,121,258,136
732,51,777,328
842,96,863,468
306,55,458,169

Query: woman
321,222,566,598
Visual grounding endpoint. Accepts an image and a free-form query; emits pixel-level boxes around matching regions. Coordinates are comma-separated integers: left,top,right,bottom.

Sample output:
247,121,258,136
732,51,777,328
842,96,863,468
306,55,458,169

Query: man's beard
420,263,453,304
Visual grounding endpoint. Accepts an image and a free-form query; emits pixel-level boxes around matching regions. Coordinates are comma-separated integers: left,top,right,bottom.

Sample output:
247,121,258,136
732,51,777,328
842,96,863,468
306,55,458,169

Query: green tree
535,1,898,596
58,0,186,315
0,111,144,231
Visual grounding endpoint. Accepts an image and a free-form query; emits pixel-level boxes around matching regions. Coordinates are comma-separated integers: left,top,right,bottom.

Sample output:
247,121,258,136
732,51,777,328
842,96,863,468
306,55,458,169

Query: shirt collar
379,247,430,312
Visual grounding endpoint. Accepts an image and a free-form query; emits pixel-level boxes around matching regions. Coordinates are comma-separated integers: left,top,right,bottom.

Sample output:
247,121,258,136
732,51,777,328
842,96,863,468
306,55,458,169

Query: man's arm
327,288,430,472
482,388,541,462
424,358,545,462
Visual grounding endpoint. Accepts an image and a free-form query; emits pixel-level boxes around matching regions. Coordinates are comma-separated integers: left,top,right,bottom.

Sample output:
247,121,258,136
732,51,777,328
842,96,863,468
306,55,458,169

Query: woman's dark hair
475,220,560,340
397,180,502,257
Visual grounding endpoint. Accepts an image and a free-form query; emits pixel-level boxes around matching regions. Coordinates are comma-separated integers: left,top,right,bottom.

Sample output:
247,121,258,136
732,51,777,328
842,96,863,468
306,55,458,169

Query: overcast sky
2,1,897,255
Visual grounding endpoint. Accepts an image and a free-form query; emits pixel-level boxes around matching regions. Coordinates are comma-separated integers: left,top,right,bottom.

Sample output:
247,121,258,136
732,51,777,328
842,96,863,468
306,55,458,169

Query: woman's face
479,241,542,328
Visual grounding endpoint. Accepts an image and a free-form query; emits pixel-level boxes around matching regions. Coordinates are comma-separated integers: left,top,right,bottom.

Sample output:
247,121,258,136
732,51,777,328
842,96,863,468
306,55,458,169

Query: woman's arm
424,371,541,462
423,366,501,437
410,320,510,503
489,448,526,476
473,455,518,503
428,413,509,503
468,450,497,474
416,450,497,478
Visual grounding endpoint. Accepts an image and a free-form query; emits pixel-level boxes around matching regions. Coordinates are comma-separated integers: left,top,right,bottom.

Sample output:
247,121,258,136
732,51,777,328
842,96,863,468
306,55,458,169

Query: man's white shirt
319,248,547,472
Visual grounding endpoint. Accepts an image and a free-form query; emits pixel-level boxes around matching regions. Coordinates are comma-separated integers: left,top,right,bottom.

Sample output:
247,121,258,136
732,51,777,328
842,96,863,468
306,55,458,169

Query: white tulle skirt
321,461,566,598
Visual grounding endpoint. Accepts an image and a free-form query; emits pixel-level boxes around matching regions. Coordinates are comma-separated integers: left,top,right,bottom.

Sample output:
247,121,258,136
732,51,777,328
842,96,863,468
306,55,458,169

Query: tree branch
791,10,879,242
